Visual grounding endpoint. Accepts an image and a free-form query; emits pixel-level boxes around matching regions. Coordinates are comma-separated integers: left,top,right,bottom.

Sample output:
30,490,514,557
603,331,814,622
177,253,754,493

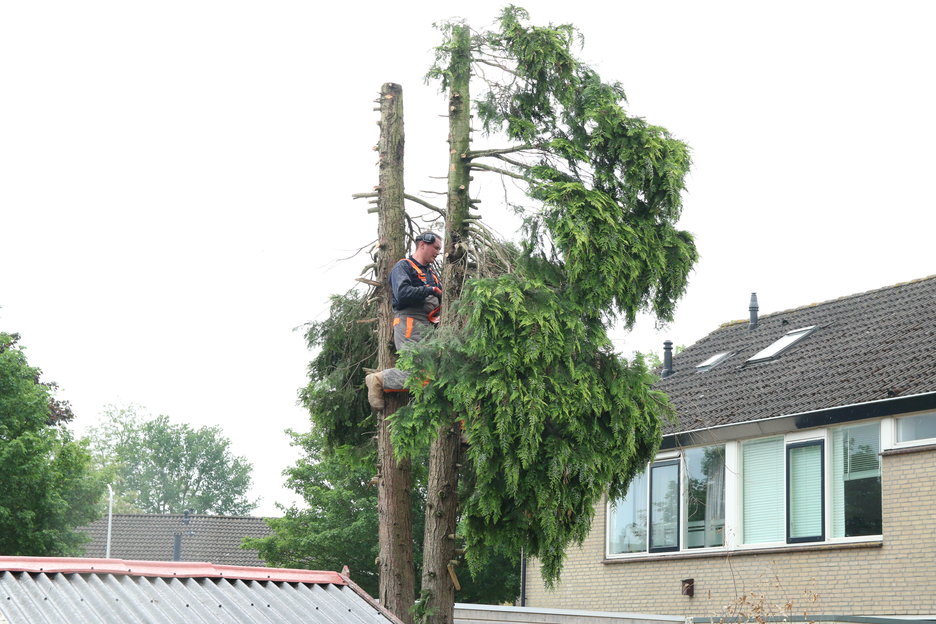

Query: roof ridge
753,274,936,322
0,556,344,584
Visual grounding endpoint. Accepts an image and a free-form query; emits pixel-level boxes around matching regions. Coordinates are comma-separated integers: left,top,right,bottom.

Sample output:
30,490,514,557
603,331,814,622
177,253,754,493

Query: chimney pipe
661,340,674,378
749,293,759,330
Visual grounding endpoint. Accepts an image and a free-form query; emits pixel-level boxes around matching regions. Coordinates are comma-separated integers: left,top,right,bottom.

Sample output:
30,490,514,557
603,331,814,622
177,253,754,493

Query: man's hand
431,287,442,296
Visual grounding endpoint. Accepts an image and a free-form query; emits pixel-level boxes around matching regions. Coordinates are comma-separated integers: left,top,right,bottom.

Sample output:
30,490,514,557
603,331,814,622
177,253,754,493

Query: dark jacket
390,256,441,310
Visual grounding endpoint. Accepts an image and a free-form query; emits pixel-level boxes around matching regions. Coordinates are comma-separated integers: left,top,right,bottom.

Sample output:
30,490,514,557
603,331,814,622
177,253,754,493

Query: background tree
88,406,256,515
246,421,519,604
0,332,104,555
384,8,697,622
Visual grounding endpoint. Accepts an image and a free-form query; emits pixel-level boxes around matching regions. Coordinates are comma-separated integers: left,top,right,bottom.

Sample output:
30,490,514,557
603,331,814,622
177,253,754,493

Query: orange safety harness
403,257,441,325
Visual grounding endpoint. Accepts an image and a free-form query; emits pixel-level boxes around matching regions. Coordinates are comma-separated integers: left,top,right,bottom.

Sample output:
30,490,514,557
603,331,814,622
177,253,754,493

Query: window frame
892,411,936,448
785,439,825,544
648,460,680,553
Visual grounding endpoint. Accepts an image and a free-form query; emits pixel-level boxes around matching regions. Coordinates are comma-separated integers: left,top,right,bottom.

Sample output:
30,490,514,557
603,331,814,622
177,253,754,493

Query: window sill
603,538,882,564
882,442,936,456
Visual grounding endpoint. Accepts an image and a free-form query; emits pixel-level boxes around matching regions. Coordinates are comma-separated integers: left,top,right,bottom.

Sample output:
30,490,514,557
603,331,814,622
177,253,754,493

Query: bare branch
494,154,532,170
352,192,379,199
469,162,527,180
466,145,542,159
473,57,521,78
404,193,445,216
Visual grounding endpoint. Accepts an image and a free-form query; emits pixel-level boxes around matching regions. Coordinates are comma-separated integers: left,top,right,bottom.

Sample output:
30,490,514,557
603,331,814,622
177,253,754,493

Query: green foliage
245,431,386,595
299,291,377,449
88,406,255,515
392,6,697,586
248,428,519,604
0,332,104,555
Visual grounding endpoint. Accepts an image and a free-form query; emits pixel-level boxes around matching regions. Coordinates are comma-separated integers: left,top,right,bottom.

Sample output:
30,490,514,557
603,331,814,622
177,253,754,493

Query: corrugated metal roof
0,557,402,624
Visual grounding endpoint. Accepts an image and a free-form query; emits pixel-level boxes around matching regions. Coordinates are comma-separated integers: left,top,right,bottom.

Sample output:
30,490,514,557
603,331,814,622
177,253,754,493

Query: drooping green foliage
276,291,521,603
299,292,378,449
393,6,697,585
249,427,519,604
87,406,255,515
0,332,105,555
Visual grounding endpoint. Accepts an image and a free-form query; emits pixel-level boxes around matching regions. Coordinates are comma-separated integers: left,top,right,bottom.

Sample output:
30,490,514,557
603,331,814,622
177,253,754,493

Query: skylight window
747,326,816,364
695,351,732,372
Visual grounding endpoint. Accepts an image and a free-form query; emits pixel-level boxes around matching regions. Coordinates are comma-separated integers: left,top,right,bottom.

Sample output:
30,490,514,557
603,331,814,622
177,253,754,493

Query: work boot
365,372,385,410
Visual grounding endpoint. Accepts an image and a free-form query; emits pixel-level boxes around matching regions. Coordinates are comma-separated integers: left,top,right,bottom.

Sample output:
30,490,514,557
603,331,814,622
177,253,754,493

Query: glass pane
897,412,936,443
743,437,784,543
788,442,823,541
650,462,679,551
608,470,647,554
832,424,882,537
685,446,725,548
747,326,815,362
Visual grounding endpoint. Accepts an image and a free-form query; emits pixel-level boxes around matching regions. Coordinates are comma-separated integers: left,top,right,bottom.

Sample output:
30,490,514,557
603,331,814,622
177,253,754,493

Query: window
608,447,723,555
608,471,647,554
787,440,824,543
746,326,815,363
607,423,884,558
831,423,881,537
742,437,784,543
685,446,725,548
896,412,936,444
649,461,679,552
695,352,732,372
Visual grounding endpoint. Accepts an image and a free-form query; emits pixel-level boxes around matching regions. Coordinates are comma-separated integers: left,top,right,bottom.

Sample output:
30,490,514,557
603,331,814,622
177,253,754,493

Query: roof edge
661,391,936,449
340,566,407,624
0,556,345,585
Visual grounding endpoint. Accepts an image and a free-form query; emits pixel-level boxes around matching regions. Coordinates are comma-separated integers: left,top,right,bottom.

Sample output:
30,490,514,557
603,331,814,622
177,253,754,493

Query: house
0,556,402,623
523,276,936,617
80,514,273,567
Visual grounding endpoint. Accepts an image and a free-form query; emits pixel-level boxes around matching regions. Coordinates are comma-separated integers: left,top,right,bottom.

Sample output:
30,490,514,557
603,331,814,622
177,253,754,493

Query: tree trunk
375,82,416,624
420,25,472,624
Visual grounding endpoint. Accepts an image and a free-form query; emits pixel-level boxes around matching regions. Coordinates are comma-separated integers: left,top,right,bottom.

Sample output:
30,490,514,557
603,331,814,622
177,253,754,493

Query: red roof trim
0,556,346,585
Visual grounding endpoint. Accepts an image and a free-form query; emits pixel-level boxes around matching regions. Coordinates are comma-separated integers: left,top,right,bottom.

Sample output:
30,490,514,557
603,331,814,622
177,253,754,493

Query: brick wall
524,446,936,616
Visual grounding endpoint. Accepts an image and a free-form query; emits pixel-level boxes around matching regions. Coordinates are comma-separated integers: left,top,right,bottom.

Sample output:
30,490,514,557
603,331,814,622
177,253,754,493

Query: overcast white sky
2,1,934,516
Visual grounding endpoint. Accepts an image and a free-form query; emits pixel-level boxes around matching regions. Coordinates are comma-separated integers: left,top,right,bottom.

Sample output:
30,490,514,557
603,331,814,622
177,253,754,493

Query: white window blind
742,437,784,543
787,442,823,541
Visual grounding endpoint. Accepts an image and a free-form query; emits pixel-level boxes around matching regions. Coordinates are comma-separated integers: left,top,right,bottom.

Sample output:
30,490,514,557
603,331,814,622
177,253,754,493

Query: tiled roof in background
657,275,936,434
80,514,273,567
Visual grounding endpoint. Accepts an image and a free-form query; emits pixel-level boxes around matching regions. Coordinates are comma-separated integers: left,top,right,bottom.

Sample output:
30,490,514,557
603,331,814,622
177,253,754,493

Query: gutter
660,391,936,450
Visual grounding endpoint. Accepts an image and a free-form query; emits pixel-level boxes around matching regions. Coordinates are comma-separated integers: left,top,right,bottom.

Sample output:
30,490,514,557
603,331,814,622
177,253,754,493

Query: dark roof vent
661,340,674,378
749,293,759,330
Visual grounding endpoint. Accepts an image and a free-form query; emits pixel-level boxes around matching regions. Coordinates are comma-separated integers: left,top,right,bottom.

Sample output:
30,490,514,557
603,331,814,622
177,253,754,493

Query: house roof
80,514,273,567
656,275,936,437
0,556,402,624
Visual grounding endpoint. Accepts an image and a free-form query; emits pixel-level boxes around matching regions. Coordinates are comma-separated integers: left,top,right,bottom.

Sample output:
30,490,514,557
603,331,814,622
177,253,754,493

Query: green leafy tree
0,332,104,555
298,9,694,621
88,406,256,515
247,426,519,604
382,8,697,621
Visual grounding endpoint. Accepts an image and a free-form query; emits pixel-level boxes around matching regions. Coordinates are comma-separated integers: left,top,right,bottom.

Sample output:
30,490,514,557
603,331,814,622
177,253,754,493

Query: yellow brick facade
524,445,936,616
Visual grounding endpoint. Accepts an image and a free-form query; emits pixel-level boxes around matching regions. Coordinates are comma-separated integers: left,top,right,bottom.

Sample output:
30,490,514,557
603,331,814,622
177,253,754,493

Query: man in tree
364,231,442,410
